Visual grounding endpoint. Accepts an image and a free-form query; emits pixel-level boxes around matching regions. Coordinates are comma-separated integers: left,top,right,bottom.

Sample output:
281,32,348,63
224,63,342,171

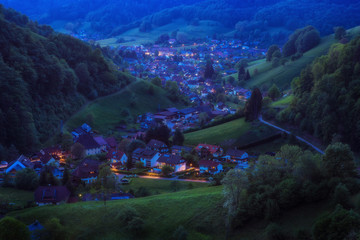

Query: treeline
279,36,360,151
223,143,360,239
0,6,133,156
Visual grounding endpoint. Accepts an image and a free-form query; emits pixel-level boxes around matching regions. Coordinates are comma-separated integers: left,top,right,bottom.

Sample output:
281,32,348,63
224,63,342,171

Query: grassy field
184,118,279,148
98,19,231,47
271,95,294,108
11,186,225,240
0,187,34,207
120,178,209,195
65,80,183,134
184,118,251,146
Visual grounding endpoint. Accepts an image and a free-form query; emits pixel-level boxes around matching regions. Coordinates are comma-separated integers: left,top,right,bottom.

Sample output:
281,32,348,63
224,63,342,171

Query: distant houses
72,159,101,184
157,154,186,172
34,186,70,206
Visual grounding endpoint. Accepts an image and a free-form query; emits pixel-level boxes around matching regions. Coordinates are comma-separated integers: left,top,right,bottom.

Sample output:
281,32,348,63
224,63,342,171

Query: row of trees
222,143,360,239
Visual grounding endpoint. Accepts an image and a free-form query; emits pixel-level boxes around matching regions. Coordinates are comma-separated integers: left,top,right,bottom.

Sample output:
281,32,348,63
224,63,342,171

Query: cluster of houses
119,39,259,104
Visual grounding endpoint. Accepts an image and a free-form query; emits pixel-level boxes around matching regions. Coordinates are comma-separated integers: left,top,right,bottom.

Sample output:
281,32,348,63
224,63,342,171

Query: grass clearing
11,186,225,240
184,118,251,146
98,19,231,47
271,95,294,108
120,178,209,195
0,187,34,207
65,80,183,134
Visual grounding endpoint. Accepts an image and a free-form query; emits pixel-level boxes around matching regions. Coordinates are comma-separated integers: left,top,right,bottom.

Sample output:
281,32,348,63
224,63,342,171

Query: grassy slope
11,186,225,240
10,184,341,240
65,80,183,134
270,95,294,108
0,187,34,207
97,19,232,47
121,178,209,195
184,118,279,148
184,118,251,146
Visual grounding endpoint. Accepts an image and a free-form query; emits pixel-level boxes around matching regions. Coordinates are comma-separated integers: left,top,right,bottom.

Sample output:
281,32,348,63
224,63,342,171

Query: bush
173,225,188,240
135,186,150,197
0,217,30,240
15,168,39,190
127,217,144,235
265,223,287,240
333,183,353,209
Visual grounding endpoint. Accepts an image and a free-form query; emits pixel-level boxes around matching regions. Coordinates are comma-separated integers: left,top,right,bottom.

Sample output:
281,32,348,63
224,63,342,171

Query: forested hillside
281,37,360,151
1,0,359,46
0,5,133,155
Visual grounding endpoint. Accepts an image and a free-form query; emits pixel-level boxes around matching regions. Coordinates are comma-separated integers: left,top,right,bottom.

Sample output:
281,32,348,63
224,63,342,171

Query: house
105,137,118,149
195,144,223,158
199,160,223,174
76,134,102,156
171,145,193,156
107,149,128,165
39,153,59,167
41,166,64,179
179,107,196,119
132,148,161,167
93,136,108,151
147,139,169,153
72,159,101,184
5,155,34,181
157,154,186,172
34,186,70,206
223,149,248,162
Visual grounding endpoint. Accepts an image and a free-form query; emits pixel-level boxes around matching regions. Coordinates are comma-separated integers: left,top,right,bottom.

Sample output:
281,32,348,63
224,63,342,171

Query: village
0,119,250,206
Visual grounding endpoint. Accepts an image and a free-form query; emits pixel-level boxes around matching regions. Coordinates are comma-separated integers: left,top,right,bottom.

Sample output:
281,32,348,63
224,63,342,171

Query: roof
40,153,54,165
147,139,167,149
172,145,192,152
105,137,117,148
195,144,221,154
166,107,179,113
34,186,70,204
106,149,126,160
6,155,34,172
157,155,185,165
179,107,196,115
93,136,107,146
226,149,247,158
199,160,221,168
76,134,100,150
72,159,101,179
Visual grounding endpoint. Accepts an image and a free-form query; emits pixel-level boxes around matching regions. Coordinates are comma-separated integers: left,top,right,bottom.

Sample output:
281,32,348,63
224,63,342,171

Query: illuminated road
115,173,209,183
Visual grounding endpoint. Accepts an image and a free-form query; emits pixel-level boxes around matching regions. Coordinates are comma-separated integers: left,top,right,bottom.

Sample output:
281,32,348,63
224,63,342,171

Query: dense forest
1,0,359,46
0,5,133,156
279,36,360,151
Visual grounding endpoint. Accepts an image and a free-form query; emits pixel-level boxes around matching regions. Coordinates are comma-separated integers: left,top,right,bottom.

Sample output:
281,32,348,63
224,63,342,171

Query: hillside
10,186,225,240
65,80,185,134
0,6,133,155
280,35,360,152
226,26,360,90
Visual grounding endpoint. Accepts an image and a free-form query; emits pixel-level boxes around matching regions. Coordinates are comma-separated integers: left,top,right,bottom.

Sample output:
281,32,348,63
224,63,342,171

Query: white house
157,154,186,172
223,149,248,162
134,149,161,168
199,160,223,174
76,134,102,156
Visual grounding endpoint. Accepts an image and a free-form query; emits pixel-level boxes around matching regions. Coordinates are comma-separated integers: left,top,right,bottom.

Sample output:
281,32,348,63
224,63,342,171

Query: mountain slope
0,6,133,154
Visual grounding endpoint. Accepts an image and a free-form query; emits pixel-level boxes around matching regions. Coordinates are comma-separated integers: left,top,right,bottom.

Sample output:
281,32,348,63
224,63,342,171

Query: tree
266,45,280,62
173,129,185,146
199,112,209,126
265,223,286,240
204,60,215,79
71,142,85,160
15,168,39,190
313,205,360,240
268,84,281,100
173,225,188,240
222,169,248,232
323,143,356,179
151,77,162,87
126,140,146,154
244,70,251,81
333,183,352,209
161,165,173,176
0,217,30,240
244,88,263,121
334,26,346,40
238,65,245,81
60,133,73,151
40,217,68,240
62,168,71,185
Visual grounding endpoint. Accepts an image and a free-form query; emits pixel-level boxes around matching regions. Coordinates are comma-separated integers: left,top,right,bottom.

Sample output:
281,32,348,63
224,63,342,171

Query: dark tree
238,65,245,81
173,129,185,146
268,84,281,100
244,70,251,81
0,217,30,240
244,88,263,121
204,60,215,79
15,168,39,190
266,45,280,62
334,26,346,40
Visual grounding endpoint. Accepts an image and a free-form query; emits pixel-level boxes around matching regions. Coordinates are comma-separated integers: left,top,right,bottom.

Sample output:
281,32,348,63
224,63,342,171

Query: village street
115,173,209,183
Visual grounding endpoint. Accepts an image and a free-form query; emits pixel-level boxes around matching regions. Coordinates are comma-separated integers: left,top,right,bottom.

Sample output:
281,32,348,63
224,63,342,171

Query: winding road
259,116,325,155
